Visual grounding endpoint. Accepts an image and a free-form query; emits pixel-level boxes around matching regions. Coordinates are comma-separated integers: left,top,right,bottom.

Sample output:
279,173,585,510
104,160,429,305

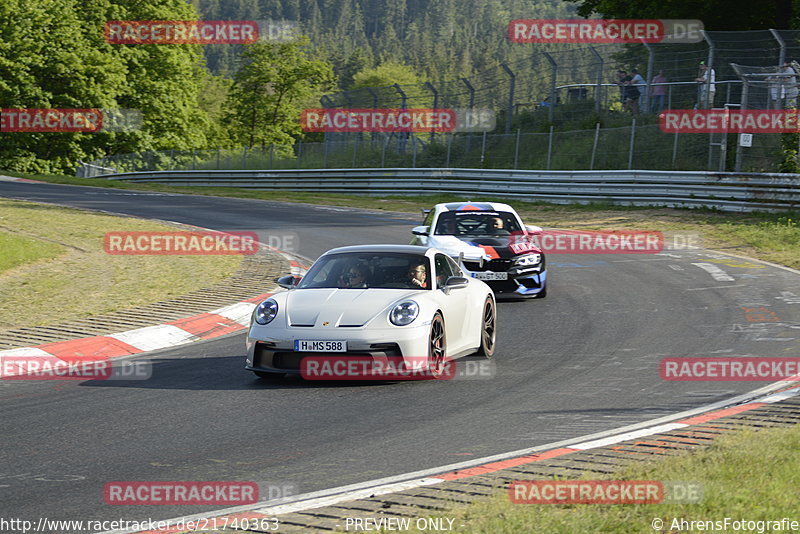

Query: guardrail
99,168,800,212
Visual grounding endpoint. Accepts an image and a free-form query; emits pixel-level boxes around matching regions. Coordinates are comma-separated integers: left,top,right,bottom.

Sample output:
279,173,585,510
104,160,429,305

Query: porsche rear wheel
476,296,496,358
428,313,446,378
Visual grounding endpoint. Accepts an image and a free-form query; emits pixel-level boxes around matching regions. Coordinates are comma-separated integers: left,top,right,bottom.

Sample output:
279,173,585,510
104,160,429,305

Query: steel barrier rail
100,168,800,212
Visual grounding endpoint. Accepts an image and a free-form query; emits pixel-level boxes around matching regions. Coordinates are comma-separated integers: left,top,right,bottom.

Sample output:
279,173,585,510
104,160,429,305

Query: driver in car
407,262,428,289
340,264,369,288
487,216,510,235
436,218,457,235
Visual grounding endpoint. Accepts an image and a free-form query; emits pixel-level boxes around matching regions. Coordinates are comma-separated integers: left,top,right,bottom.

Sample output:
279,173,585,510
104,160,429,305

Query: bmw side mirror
525,224,543,235
412,225,430,236
276,275,300,289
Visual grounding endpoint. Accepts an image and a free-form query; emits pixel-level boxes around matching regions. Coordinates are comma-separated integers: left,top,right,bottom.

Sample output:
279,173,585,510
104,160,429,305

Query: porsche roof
323,244,432,255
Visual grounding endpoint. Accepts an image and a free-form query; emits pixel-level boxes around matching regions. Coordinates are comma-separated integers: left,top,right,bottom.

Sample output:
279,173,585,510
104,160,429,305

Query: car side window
423,209,435,228
434,254,454,288
445,255,463,277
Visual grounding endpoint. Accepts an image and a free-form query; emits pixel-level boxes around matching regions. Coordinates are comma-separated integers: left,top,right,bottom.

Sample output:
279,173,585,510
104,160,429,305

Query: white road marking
211,302,257,326
692,263,736,282
109,325,196,351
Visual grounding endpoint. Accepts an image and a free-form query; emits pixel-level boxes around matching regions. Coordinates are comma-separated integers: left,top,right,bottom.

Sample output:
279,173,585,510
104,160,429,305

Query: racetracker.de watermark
508,480,702,504
103,20,298,44
660,109,800,133
0,357,151,381
508,19,703,43
299,356,495,381
0,109,142,133
531,230,663,254
300,108,496,133
103,481,259,505
660,357,800,381
103,231,259,255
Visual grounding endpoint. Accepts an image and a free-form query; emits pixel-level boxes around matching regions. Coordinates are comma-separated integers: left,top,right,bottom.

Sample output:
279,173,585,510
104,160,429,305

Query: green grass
0,230,64,274
402,425,800,533
0,197,242,330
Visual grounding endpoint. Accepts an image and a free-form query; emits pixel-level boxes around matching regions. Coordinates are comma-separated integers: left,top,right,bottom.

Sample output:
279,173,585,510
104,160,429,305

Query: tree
352,61,421,89
566,0,794,31
223,36,335,147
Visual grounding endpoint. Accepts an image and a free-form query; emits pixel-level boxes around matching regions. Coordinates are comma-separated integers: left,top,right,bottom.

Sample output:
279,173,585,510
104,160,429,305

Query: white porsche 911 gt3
245,245,496,380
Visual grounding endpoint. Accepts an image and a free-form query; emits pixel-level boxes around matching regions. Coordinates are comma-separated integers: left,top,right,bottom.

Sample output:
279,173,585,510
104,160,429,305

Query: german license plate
473,271,508,281
294,340,347,352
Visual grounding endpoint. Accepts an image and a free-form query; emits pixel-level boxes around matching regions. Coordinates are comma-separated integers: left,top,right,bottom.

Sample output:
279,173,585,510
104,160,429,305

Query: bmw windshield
433,211,522,237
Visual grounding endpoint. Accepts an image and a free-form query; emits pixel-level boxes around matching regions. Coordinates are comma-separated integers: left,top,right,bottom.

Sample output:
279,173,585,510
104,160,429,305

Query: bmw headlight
390,301,419,326
514,254,542,266
254,299,279,325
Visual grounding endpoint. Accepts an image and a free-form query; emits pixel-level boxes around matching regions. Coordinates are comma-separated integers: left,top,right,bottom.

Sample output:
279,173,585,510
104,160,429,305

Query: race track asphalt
2,181,799,527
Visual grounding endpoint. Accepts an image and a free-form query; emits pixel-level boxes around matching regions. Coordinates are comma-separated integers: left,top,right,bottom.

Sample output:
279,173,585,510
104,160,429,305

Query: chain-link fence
83,30,800,176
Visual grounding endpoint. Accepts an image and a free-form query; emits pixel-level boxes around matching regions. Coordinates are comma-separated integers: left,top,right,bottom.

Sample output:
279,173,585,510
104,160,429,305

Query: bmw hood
285,288,420,327
428,235,541,260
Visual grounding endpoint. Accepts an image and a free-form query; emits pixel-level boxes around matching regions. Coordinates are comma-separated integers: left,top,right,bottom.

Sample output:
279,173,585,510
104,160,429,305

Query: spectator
619,72,640,114
615,70,627,102
695,62,716,109
650,70,667,113
781,61,798,108
768,73,784,109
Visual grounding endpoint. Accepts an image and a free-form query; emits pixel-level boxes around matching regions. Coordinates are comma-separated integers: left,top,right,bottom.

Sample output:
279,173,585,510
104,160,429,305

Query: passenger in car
407,262,429,289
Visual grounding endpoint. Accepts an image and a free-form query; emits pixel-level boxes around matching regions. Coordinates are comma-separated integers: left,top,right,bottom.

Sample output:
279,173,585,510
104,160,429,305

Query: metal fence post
169,149,174,170
269,145,274,169
642,41,654,113
672,132,679,169
734,79,750,171
588,47,603,114
590,123,600,170
543,52,557,122
628,119,636,169
352,136,358,168
216,147,221,169
501,63,516,134
462,78,475,153
243,146,248,168
446,133,453,167
367,88,379,145
480,131,487,164
770,29,786,68
381,135,388,168
702,31,715,109
192,149,196,170
425,81,439,143
547,126,554,170
324,137,329,168
514,128,521,169
412,135,417,168
297,142,302,168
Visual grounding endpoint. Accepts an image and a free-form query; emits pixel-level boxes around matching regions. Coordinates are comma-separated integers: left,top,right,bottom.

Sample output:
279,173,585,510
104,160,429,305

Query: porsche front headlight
390,301,419,326
254,299,279,325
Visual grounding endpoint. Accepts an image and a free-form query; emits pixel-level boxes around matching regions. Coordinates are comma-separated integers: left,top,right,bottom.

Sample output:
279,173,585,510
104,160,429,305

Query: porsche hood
284,288,421,327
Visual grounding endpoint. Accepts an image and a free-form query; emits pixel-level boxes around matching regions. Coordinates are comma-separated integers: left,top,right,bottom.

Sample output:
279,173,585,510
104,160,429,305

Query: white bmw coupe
245,245,496,379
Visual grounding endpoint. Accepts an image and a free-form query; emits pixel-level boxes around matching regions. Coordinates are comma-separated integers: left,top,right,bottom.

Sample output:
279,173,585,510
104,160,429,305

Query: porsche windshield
433,211,521,237
297,252,432,290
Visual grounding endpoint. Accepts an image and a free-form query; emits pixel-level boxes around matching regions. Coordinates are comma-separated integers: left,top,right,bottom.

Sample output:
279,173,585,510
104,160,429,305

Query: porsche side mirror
412,225,430,236
276,275,301,289
444,276,469,290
